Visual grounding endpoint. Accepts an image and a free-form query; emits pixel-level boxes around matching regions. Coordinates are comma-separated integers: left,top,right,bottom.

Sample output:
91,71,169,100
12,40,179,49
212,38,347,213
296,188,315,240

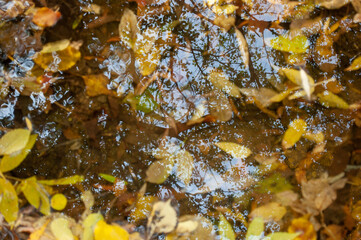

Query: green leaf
214,142,252,159
99,173,116,183
269,34,309,53
317,91,349,109
146,155,175,184
50,218,74,240
20,177,50,215
265,232,300,240
0,178,19,224
38,175,84,185
346,55,361,71
218,213,236,240
0,134,37,172
208,69,241,98
175,149,194,186
282,119,307,149
82,213,104,240
246,217,264,240
135,89,159,113
256,174,293,194
0,129,30,155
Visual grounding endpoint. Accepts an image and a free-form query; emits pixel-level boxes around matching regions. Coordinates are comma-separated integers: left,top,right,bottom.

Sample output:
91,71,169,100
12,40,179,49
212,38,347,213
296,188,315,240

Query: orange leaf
32,7,61,27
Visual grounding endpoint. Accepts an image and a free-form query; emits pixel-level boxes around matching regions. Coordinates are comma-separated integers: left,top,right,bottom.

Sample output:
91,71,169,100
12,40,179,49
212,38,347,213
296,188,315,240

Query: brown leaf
32,7,61,27
82,74,114,97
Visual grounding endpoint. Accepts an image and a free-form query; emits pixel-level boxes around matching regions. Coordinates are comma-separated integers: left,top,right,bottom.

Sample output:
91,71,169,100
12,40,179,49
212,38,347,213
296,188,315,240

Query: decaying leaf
119,8,139,50
94,219,129,240
136,46,162,76
130,196,157,222
0,128,30,155
303,131,325,143
146,155,175,184
208,90,233,122
175,149,194,186
240,88,278,107
300,68,312,100
218,213,236,240
50,218,74,240
214,142,252,159
82,74,114,97
317,91,349,109
0,178,19,224
235,28,249,68
269,33,309,53
249,202,287,222
316,0,351,9
346,55,361,71
208,69,241,98
282,119,307,149
32,7,61,27
288,216,317,240
147,199,178,238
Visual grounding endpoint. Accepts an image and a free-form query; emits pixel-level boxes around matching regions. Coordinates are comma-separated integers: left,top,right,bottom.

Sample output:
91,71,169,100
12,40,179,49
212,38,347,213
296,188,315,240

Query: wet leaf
316,0,351,9
33,40,82,72
212,4,238,15
50,218,74,240
240,88,278,107
136,46,162,76
208,90,233,122
288,216,316,240
82,213,104,240
135,89,159,113
218,213,236,240
130,196,156,222
146,152,175,184
282,119,307,149
0,178,18,224
32,7,61,27
38,175,84,185
175,149,194,186
235,28,249,68
82,74,114,97
0,129,30,155
246,217,264,240
119,8,139,50
0,134,36,172
249,202,287,222
257,174,293,194
94,220,129,240
20,177,50,215
147,199,178,237
214,142,252,159
266,232,300,240
346,56,361,71
280,68,314,90
29,220,50,240
269,34,309,53
269,89,293,103
134,27,159,55
51,193,67,211
208,69,241,98
303,131,325,143
99,173,117,183
317,91,349,109
300,69,312,100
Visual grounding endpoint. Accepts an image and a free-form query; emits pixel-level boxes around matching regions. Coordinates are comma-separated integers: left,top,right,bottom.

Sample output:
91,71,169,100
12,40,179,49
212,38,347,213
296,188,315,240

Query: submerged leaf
130,196,156,222
0,178,19,224
282,119,307,149
316,0,351,9
147,200,178,237
32,7,61,27
0,129,30,155
175,149,194,186
269,34,309,53
50,218,74,240
146,155,175,184
345,55,361,71
208,70,241,98
82,213,104,240
0,134,36,172
215,142,252,159
246,217,264,240
317,91,349,109
119,8,139,50
94,220,129,240
20,177,50,215
266,232,300,240
136,46,162,76
235,28,249,68
38,175,84,185
218,213,236,240
249,202,287,222
82,74,114,97
51,193,67,211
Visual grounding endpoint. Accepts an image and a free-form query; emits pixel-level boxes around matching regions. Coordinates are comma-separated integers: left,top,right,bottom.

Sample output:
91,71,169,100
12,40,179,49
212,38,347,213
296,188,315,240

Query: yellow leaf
82,74,114,97
94,220,129,240
345,55,361,71
130,196,156,222
29,220,50,240
175,149,194,186
269,89,292,103
282,119,307,149
317,91,349,109
246,217,264,240
0,178,19,224
0,134,37,172
288,216,316,240
303,131,324,143
38,175,84,185
208,69,241,98
134,28,159,55
212,4,238,15
0,129,30,155
280,68,314,88
51,193,67,211
269,34,309,53
50,218,74,240
266,232,300,240
136,46,161,76
214,142,252,159
82,213,104,240
249,202,286,222
218,213,236,240
20,177,50,215
33,40,81,72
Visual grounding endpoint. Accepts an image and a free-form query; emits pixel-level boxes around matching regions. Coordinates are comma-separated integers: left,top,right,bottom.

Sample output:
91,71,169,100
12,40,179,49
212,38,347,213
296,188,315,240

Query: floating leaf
32,7,61,27
0,129,30,155
20,177,50,215
218,213,236,240
0,134,37,172
0,178,19,224
50,218,74,240
249,202,287,222
266,232,300,240
82,74,114,97
346,55,361,71
82,213,104,240
33,40,81,72
214,142,252,159
317,91,349,109
51,193,67,211
212,4,238,15
235,28,249,68
208,70,241,98
119,8,139,50
38,175,84,185
246,217,264,240
269,34,309,53
99,173,116,183
94,220,129,240
282,119,307,149
147,199,178,237
175,149,194,186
